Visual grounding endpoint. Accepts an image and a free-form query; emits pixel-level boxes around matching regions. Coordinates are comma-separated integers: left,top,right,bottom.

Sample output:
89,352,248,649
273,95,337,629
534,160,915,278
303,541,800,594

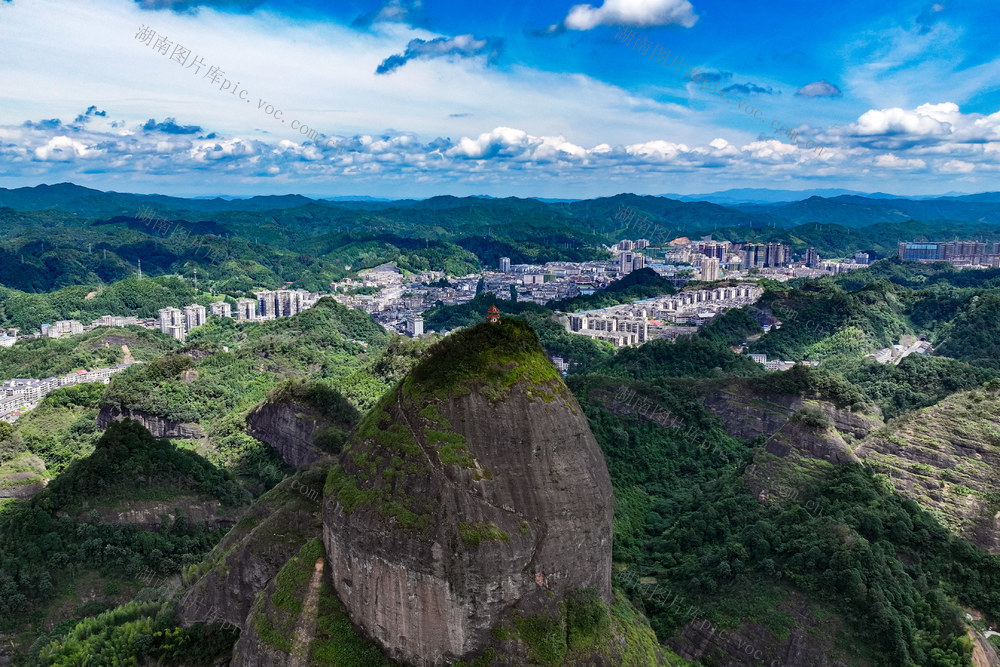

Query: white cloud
939,159,974,173
852,104,954,136
33,136,92,161
874,154,926,169
563,0,698,30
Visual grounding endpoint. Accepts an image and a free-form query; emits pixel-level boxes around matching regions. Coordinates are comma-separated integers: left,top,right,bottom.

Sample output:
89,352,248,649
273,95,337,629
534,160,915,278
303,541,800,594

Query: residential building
41,320,83,338
0,362,136,421
407,315,424,337
255,289,319,319
236,298,257,322
92,315,139,328
158,307,184,334
805,247,820,268
700,257,721,282
897,240,997,266
166,325,186,342
184,304,207,332
699,242,727,260
499,256,511,273
742,244,764,269
210,301,232,318
619,251,645,274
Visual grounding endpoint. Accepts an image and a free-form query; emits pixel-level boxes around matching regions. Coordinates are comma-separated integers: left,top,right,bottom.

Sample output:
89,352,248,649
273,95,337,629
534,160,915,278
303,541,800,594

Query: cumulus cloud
851,103,958,137
33,136,91,161
721,82,775,96
795,80,842,98
142,117,202,134
6,103,1000,189
562,0,698,30
22,118,62,129
376,35,502,75
74,106,107,123
353,0,423,27
819,102,1000,174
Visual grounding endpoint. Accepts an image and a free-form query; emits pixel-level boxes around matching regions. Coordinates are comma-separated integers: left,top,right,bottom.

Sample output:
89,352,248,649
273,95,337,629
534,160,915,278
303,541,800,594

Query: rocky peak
322,319,615,665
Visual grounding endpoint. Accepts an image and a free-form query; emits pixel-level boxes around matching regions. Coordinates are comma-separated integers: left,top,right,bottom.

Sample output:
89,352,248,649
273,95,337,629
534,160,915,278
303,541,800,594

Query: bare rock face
247,401,324,468
762,418,860,466
73,496,243,531
231,539,331,667
97,405,206,440
669,589,858,666
176,466,327,630
246,381,359,468
855,386,1000,553
322,320,615,666
701,381,881,442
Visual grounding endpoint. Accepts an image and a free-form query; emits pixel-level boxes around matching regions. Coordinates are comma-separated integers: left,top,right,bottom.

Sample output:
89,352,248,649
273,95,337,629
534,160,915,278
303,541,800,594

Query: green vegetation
598,335,765,380
421,295,616,375
0,421,244,627
310,581,394,666
27,599,239,666
1,383,104,473
405,319,562,401
252,538,325,656
488,589,677,666
0,325,174,378
458,521,511,546
584,383,990,665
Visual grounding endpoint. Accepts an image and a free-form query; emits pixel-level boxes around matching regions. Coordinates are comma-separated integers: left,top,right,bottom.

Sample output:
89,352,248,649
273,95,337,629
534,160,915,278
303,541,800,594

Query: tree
510,285,518,302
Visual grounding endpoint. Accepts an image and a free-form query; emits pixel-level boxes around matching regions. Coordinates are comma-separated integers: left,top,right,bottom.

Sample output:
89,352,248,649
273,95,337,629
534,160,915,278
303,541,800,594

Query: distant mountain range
660,188,978,205
3,182,1000,230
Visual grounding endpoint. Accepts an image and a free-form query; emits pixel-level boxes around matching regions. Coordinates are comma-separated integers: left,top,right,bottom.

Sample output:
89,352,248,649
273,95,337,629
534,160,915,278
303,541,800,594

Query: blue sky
0,0,998,197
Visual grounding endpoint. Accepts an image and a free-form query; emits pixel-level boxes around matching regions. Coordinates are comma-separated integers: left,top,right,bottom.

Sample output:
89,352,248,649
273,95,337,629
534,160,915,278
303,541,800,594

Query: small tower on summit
486,305,501,324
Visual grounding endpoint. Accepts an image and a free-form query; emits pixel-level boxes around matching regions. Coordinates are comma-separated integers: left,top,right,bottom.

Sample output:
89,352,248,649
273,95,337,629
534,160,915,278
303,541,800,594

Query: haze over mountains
3,183,1000,230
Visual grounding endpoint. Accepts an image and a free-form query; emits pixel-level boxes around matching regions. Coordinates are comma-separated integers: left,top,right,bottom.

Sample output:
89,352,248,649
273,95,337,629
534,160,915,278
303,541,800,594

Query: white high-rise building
236,298,257,322
184,304,207,332
407,315,424,337
158,307,184,335
499,256,511,273
701,257,721,282
210,301,232,318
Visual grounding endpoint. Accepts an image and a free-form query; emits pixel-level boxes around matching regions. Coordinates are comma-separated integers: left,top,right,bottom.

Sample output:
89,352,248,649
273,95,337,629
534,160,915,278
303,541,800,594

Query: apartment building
236,298,257,322
184,304,207,332
210,301,232,318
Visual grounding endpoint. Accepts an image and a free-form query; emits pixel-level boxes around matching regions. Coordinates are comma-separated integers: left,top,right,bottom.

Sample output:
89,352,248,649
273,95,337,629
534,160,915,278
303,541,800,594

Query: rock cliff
176,465,327,630
246,380,359,468
97,405,206,440
856,385,1000,553
322,320,616,666
72,496,243,531
668,588,857,666
701,380,881,442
